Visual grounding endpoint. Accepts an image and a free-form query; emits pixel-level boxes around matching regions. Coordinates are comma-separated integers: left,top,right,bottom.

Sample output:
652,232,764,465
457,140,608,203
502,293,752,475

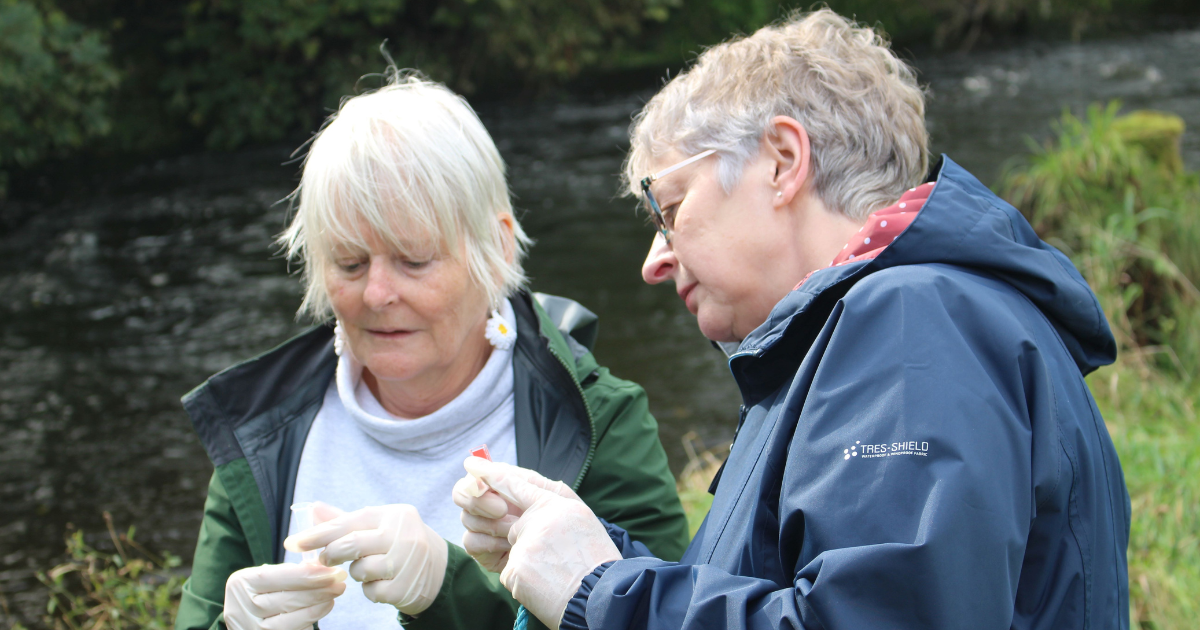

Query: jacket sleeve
577,370,691,562
575,274,1039,630
601,518,657,559
175,471,254,630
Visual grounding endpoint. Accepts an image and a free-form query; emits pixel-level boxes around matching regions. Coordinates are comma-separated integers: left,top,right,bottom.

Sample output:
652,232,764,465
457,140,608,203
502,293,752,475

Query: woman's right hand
223,562,347,630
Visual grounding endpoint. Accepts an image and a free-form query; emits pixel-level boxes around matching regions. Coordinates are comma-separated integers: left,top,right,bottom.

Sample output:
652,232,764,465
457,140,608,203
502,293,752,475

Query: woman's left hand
456,457,621,628
284,504,448,615
452,458,583,573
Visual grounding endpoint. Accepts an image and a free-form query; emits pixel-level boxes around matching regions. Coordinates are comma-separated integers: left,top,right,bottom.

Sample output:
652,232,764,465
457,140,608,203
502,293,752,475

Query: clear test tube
290,502,322,564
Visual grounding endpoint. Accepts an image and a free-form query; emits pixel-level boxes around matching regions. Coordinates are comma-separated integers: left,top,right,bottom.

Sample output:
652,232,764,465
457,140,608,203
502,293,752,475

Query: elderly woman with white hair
457,9,1130,630
173,75,689,630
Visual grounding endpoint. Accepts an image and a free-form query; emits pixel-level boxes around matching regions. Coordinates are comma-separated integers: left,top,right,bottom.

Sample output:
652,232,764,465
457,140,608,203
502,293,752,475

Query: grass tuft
35,512,184,630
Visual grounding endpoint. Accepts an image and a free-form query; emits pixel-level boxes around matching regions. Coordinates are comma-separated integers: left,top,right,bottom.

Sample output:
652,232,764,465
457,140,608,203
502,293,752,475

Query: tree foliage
0,0,118,193
2,0,1197,180
158,0,682,149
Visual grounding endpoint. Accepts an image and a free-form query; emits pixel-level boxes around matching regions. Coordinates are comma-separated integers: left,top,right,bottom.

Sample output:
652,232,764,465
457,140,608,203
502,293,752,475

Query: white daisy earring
333,320,348,357
484,304,517,350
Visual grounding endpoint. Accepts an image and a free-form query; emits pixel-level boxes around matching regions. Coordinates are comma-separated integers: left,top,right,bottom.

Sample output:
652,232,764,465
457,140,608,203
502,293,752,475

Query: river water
3,28,1199,624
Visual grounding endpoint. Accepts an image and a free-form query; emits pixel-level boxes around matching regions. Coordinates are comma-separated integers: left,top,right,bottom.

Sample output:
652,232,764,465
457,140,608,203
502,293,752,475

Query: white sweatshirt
283,300,518,628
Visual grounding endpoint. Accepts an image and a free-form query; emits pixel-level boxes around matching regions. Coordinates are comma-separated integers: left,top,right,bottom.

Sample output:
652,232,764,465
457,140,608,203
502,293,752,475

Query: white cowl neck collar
334,299,516,457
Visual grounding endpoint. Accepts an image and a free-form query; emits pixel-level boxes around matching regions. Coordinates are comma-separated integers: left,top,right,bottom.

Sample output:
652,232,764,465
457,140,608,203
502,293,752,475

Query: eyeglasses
640,149,716,242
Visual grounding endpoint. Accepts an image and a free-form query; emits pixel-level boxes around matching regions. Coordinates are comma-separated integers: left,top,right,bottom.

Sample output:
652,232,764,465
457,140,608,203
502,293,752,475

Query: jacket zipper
545,342,597,492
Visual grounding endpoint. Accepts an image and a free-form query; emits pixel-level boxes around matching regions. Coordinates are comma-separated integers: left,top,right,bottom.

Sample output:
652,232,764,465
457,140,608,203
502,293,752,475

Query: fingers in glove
521,473,577,500
461,511,516,539
285,506,384,553
453,475,511,519
462,530,512,556
361,574,437,615
251,581,345,617
259,599,336,630
322,505,427,568
239,563,348,593
463,458,580,502
461,531,510,572
320,528,392,567
343,539,424,584
312,502,344,525
464,459,559,514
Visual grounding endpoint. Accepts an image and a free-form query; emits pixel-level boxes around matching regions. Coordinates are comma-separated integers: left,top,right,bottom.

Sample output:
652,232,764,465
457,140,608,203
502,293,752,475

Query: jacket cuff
598,518,655,559
560,561,616,630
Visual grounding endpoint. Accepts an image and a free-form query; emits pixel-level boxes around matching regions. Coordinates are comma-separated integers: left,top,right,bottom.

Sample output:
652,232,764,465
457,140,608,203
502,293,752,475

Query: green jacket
175,292,689,630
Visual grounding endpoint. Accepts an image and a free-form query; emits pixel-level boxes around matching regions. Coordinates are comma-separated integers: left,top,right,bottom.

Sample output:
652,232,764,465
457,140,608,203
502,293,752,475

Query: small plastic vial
290,502,322,564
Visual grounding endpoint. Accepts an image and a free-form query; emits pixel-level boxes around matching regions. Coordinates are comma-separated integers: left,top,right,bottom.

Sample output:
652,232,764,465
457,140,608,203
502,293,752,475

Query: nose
362,256,399,310
641,233,677,285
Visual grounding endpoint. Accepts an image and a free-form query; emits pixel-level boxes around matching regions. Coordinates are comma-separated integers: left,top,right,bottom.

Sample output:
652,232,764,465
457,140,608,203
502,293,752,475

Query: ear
496,212,517,265
763,116,811,207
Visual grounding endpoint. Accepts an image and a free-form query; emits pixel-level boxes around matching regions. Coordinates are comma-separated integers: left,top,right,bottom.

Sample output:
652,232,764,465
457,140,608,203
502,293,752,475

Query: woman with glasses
457,9,1130,630
173,73,688,630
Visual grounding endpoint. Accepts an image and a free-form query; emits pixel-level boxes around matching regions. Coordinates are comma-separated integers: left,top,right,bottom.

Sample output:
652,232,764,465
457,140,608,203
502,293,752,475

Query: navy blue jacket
563,157,1131,630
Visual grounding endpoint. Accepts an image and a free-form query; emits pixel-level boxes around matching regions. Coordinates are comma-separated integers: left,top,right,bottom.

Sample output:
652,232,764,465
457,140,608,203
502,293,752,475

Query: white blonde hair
624,9,928,221
280,72,531,321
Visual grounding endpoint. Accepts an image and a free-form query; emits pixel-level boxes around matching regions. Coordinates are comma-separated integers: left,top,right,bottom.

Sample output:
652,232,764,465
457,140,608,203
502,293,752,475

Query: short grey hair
623,9,928,221
280,72,531,321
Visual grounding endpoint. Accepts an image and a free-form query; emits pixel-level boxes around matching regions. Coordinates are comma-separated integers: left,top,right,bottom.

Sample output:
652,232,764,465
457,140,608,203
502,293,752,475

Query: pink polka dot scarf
795,182,935,290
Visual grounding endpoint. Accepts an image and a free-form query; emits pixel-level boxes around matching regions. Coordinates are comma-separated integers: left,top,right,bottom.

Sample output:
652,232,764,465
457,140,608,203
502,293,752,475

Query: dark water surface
3,28,1199,624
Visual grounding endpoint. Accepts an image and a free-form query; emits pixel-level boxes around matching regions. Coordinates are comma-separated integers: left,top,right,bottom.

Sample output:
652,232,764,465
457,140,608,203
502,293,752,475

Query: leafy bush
5,0,1199,172
159,0,679,149
999,102,1200,375
36,513,184,630
0,0,118,194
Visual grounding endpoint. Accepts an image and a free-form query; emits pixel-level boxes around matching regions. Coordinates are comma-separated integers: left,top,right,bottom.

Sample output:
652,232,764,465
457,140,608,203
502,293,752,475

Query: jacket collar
730,156,1116,406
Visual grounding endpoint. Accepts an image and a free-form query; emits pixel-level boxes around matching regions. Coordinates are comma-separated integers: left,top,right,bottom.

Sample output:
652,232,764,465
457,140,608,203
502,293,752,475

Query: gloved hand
457,457,621,629
451,458,582,573
223,562,347,630
283,504,448,616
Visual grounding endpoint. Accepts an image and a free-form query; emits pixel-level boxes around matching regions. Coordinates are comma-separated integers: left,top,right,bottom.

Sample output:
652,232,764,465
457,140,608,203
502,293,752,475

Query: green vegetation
1001,103,1200,375
1092,363,1199,628
3,0,1199,193
0,0,119,196
29,512,183,630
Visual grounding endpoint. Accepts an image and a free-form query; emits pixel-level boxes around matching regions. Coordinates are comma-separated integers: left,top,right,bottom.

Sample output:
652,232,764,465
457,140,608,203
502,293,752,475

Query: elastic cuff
559,561,616,630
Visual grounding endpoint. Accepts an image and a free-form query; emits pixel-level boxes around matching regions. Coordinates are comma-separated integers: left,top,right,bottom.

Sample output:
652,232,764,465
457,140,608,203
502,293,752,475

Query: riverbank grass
1092,364,1200,628
28,513,184,630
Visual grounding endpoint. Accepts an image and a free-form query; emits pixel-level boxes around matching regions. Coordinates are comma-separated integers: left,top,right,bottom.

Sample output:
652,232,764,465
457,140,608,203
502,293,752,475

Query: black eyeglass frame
639,149,716,242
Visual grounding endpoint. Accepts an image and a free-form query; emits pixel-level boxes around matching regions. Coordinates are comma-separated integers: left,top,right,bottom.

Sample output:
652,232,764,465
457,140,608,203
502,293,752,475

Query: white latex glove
451,458,582,572
223,562,347,630
283,504,448,616
460,457,621,629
